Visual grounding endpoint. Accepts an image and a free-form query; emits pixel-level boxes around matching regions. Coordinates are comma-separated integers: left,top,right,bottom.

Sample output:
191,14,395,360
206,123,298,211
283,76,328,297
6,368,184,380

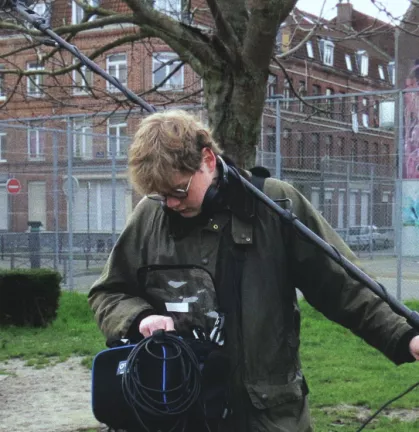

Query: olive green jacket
89,177,413,431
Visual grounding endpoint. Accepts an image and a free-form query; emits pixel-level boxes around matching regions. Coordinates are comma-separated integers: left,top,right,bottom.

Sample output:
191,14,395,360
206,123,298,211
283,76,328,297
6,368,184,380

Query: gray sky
295,0,411,23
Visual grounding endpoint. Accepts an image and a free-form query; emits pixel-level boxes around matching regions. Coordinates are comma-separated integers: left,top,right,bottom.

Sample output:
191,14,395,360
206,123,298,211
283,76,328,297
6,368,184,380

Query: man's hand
409,335,419,360
139,315,175,338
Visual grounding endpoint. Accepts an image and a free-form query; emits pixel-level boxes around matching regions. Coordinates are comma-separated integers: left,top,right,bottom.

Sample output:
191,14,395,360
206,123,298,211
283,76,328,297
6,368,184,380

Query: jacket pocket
245,373,304,410
137,264,219,336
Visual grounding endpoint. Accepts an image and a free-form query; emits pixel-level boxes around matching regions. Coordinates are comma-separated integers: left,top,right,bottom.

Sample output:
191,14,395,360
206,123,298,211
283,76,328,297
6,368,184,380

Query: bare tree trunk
204,68,267,168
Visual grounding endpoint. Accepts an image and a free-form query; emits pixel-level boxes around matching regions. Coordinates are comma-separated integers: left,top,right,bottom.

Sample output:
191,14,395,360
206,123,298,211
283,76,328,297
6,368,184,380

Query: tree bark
204,66,267,168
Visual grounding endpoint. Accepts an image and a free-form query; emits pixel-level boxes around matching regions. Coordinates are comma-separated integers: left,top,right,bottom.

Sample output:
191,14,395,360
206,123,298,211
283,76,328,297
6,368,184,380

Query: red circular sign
6,178,22,194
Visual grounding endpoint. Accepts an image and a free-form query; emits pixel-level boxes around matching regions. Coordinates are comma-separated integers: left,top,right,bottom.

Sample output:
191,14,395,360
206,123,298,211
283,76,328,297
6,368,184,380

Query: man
89,110,419,432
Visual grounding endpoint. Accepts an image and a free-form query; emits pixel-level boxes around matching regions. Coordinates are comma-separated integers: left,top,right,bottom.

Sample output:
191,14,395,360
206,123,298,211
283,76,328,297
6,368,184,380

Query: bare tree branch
243,0,298,72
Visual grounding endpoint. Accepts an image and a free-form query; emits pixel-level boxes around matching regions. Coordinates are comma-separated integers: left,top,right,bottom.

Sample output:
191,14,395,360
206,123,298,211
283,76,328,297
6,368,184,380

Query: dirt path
0,357,101,432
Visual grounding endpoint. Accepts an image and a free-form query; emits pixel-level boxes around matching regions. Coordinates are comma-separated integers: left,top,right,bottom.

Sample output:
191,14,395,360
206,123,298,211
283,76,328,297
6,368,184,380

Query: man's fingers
139,315,175,337
163,317,175,331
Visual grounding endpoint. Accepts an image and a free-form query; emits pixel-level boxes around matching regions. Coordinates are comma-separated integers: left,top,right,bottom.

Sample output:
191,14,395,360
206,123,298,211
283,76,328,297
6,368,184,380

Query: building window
373,101,379,128
283,79,291,109
306,41,314,58
154,0,181,19
325,135,332,158
339,92,346,121
107,115,128,158
27,63,44,97
319,40,334,66
312,84,321,115
267,74,277,98
106,53,127,92
312,133,320,169
0,133,6,161
378,65,385,80
345,54,352,71
356,50,369,76
362,97,369,128
382,143,389,166
388,61,395,85
373,142,379,164
73,63,94,94
72,0,98,24
337,137,344,158
283,128,292,168
0,65,5,99
73,119,93,159
362,141,368,162
152,52,184,91
298,81,306,113
266,126,276,152
297,132,304,168
351,139,358,166
28,128,45,160
326,88,334,119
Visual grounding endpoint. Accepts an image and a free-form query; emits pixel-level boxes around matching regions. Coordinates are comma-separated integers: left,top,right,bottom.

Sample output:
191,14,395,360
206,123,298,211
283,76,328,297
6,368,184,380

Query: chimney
336,0,353,28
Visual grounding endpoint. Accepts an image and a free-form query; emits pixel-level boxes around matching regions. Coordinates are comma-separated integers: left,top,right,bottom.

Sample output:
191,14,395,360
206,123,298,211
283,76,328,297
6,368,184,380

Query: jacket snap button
261,393,269,401
201,258,209,265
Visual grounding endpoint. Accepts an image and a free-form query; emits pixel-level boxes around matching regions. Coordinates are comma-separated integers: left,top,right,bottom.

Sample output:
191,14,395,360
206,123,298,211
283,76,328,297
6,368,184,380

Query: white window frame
378,65,385,80
362,97,369,128
0,65,5,99
388,61,395,85
106,53,127,93
73,119,93,159
72,0,98,24
73,63,94,94
154,0,181,19
152,52,184,91
356,50,369,76
0,133,6,162
27,63,44,97
27,128,45,160
107,116,128,158
345,54,352,71
320,40,334,66
306,41,314,58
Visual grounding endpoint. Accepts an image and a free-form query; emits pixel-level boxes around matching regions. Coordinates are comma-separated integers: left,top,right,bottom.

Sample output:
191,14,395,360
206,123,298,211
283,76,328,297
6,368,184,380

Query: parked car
345,225,392,250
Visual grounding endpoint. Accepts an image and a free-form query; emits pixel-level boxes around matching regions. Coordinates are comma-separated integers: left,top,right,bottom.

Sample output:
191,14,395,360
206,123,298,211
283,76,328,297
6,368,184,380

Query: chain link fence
259,89,419,301
0,93,418,301
0,106,210,291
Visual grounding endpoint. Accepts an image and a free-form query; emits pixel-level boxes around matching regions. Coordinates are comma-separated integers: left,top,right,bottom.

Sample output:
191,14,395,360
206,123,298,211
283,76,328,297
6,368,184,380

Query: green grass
0,291,106,367
299,300,419,430
1,293,419,430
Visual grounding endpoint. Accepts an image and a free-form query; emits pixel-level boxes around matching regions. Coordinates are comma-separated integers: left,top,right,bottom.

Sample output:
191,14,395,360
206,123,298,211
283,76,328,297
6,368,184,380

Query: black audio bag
91,337,228,431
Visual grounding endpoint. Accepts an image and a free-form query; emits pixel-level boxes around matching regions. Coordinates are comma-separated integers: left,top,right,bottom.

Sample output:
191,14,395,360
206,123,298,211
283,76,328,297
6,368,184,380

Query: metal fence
259,89,419,301
0,92,419,301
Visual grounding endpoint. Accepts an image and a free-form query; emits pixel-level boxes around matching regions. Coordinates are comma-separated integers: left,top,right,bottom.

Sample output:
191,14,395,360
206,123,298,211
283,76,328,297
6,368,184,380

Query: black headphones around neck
201,155,229,215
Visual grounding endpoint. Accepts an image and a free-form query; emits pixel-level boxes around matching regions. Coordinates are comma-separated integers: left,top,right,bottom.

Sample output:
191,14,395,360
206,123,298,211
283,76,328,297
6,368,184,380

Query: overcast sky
295,0,411,23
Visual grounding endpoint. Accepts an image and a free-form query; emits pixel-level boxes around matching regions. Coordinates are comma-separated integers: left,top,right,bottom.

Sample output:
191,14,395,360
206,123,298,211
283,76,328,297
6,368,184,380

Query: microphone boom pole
4,2,419,330
4,0,156,113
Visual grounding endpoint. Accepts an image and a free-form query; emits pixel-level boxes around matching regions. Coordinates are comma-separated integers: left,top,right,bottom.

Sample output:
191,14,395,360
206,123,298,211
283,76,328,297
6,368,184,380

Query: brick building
0,0,396,238
260,2,396,232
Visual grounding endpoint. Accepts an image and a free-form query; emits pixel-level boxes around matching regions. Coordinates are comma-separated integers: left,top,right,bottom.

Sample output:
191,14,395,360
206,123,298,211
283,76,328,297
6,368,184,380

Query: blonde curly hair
128,110,223,195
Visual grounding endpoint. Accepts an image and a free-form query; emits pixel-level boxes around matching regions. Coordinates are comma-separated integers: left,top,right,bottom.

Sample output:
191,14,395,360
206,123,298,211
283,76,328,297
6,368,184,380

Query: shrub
0,269,62,327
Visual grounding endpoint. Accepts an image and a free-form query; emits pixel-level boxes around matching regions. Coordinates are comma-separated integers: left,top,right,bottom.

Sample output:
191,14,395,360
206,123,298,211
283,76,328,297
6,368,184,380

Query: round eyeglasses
147,173,194,202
